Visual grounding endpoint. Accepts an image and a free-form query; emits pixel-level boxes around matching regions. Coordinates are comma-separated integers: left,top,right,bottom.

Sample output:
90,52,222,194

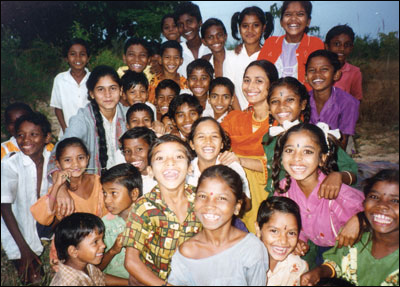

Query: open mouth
163,169,180,180
372,214,394,225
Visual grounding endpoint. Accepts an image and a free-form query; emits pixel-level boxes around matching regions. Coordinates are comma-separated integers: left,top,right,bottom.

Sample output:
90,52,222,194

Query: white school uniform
180,42,211,78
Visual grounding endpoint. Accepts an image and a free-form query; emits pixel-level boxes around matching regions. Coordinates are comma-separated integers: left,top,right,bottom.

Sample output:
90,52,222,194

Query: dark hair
272,123,339,194
198,165,245,217
119,126,157,150
316,277,356,286
15,111,51,137
100,163,143,197
160,40,183,58
257,196,302,232
56,137,89,161
121,70,149,92
124,37,151,55
209,77,235,97
155,79,181,99
168,93,203,120
281,1,312,34
244,60,279,84
325,24,355,45
201,18,227,39
161,13,176,31
174,2,202,23
187,59,214,80
148,134,194,165
148,40,161,57
54,213,105,261
161,113,172,122
126,103,155,123
188,117,231,153
63,38,90,57
5,102,33,124
86,65,121,172
231,6,274,42
306,50,341,73
267,77,311,125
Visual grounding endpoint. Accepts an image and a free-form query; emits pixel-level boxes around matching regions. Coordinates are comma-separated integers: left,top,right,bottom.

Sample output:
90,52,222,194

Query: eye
269,228,278,234
112,192,118,196
197,193,206,199
304,149,314,155
176,154,185,160
155,156,164,161
218,196,228,201
391,199,399,204
270,100,279,105
78,155,86,160
367,194,379,200
284,148,294,153
288,231,298,236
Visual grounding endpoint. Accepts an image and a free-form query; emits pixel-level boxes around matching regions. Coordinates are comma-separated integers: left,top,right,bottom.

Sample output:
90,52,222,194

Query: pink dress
275,172,364,247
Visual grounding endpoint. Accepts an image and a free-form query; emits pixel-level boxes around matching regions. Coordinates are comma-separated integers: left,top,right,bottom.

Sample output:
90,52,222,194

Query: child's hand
152,120,166,137
218,151,240,166
19,247,42,284
110,233,124,255
319,172,342,200
54,170,71,187
336,214,360,248
300,268,322,286
56,184,75,218
293,239,309,256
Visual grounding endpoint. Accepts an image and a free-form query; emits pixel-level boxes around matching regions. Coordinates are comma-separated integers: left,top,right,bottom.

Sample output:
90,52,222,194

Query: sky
192,1,399,45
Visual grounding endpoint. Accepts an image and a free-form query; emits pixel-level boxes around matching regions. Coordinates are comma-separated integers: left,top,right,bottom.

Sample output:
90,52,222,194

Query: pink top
334,62,363,100
275,172,364,247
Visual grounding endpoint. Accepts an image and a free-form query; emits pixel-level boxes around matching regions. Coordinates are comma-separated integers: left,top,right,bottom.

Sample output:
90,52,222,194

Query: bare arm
98,233,124,271
54,108,67,133
104,274,128,286
125,247,166,286
300,264,335,286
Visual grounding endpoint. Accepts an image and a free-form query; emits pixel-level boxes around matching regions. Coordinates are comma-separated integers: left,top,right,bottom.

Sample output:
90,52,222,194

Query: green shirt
323,232,399,286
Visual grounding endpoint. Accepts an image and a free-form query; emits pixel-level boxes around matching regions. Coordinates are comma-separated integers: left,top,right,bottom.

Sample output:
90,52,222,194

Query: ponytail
263,12,274,40
231,12,241,41
90,100,108,173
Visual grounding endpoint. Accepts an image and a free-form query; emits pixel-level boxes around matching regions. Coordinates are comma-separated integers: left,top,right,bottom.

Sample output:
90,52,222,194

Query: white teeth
203,147,215,153
163,170,179,178
272,246,288,254
167,65,176,70
278,112,290,118
161,106,169,112
312,79,324,83
247,92,258,97
131,161,142,167
96,253,103,257
215,106,225,110
203,214,220,220
132,64,142,69
193,88,204,93
291,165,306,172
185,31,192,36
373,214,393,224
183,124,192,129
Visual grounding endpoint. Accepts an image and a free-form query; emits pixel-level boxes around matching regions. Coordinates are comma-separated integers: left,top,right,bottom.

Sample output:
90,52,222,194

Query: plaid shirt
50,262,105,286
122,184,201,280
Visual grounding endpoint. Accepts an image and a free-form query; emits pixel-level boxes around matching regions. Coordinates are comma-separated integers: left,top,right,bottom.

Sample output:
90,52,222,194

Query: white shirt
1,136,18,161
101,112,119,169
1,148,51,259
50,68,90,138
142,174,157,195
180,88,214,118
223,47,260,110
180,42,211,78
187,157,251,199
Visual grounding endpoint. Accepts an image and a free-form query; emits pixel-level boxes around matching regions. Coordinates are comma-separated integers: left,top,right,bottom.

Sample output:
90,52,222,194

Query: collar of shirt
65,68,90,86
151,184,196,212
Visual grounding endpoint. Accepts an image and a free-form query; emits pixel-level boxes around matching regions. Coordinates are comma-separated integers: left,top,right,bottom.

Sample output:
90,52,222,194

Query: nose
279,233,288,245
294,150,303,161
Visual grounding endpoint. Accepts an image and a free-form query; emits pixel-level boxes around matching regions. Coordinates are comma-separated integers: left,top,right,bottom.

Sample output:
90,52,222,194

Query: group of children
1,1,398,286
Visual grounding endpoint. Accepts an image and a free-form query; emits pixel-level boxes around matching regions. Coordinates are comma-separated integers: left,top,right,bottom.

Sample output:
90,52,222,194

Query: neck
269,256,279,272
99,107,117,122
119,207,132,221
65,258,88,273
212,49,225,60
313,87,333,103
187,35,202,50
252,100,269,121
372,230,399,255
202,221,235,247
67,174,84,192
285,33,304,44
198,157,217,173
30,152,44,167
196,94,208,109
297,171,320,198
159,182,186,203
244,42,261,57
70,68,86,77
162,70,179,81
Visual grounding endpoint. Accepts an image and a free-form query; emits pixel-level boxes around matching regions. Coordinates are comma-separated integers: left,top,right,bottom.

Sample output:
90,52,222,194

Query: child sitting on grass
98,163,142,282
50,212,127,286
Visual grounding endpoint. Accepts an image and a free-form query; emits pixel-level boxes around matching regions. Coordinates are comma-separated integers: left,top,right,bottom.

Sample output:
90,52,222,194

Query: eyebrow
284,144,316,150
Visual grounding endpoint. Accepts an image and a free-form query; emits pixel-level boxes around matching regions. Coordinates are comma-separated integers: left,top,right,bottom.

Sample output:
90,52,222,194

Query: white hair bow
269,120,301,137
316,122,341,146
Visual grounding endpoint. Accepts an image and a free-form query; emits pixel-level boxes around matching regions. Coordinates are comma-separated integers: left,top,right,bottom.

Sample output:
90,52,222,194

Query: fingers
319,185,340,200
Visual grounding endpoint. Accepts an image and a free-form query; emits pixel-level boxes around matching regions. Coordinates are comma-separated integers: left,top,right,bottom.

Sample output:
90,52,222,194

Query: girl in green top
301,169,399,286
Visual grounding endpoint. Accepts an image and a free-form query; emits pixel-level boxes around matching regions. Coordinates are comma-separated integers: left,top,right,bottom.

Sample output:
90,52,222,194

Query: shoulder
54,70,70,82
334,88,359,106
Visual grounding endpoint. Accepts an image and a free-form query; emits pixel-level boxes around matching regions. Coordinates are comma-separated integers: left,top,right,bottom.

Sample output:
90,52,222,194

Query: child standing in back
117,37,151,78
272,123,365,267
50,38,91,138
325,24,362,101
122,135,202,285
255,196,308,286
203,77,235,123
1,112,52,284
168,165,269,285
98,163,142,282
301,169,399,286
305,50,360,149
154,79,180,121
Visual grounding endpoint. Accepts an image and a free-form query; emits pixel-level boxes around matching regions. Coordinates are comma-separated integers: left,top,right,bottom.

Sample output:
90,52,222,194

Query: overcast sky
193,1,399,44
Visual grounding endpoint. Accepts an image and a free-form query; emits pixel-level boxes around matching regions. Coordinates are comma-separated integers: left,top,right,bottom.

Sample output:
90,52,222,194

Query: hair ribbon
269,120,300,137
316,122,341,146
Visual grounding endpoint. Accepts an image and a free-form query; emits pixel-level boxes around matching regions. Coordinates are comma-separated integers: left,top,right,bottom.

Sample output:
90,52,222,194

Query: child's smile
269,86,306,125
306,56,339,93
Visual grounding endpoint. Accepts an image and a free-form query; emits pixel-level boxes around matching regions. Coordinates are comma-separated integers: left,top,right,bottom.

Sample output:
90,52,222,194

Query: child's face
195,177,241,230
89,76,121,113
66,44,89,72
202,25,227,53
123,84,148,106
364,181,399,236
239,14,265,46
162,116,174,134
162,17,180,41
161,48,183,75
174,103,200,138
305,56,340,93
177,13,201,42
127,111,153,129
123,44,149,73
56,145,89,178
188,68,211,98
103,181,137,217
282,130,326,183
256,211,299,264
122,138,150,174
269,86,307,125
209,85,232,117
190,120,223,163
325,33,354,66
243,65,270,105
6,109,31,137
149,142,189,191
280,2,310,41
72,230,105,266
156,87,176,116
16,121,50,159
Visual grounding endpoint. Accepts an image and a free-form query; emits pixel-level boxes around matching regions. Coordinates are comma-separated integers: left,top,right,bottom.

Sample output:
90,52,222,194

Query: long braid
90,100,108,173
272,134,292,194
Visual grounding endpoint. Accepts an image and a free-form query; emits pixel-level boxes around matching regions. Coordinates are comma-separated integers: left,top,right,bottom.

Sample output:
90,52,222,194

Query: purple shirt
275,172,364,247
309,87,360,135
